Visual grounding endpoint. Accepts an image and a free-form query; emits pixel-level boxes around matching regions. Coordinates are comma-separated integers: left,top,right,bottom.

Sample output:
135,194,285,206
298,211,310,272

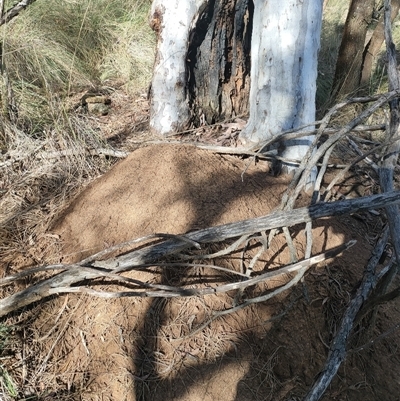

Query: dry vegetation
1,1,400,400
1,2,154,398
0,0,154,264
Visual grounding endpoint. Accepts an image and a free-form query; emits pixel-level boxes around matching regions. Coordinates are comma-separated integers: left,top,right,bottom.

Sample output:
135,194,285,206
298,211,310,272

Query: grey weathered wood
50,241,356,299
380,0,400,267
0,0,36,26
149,0,208,134
1,191,400,318
302,227,390,401
302,5,400,400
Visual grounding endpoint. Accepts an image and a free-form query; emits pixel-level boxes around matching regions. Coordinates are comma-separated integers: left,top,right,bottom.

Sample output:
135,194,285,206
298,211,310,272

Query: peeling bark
149,0,323,180
149,0,252,133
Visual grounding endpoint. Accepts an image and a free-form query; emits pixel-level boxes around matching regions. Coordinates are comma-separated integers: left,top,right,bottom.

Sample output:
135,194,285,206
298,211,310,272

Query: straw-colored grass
317,0,350,114
0,0,154,256
0,3,154,395
0,0,154,130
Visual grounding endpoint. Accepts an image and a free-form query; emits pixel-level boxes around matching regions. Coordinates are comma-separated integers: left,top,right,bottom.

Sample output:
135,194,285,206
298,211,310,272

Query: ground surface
2,91,400,401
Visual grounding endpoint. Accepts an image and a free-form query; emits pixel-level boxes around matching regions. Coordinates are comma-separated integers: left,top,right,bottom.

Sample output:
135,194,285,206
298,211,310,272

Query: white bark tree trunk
149,0,206,135
149,0,323,179
239,0,323,175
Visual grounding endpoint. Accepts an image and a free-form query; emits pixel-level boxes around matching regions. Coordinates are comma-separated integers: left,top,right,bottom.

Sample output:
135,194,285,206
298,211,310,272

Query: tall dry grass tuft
100,0,155,92
0,0,154,267
0,18,155,396
0,0,154,130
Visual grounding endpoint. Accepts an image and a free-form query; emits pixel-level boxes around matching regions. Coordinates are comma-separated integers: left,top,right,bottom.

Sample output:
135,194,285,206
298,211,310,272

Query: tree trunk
149,0,252,134
360,0,400,92
332,0,376,99
188,0,252,125
239,0,323,176
149,0,323,180
149,0,207,135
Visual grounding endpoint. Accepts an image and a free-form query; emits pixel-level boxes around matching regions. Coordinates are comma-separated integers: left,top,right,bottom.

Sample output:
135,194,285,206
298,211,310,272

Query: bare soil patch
8,142,398,401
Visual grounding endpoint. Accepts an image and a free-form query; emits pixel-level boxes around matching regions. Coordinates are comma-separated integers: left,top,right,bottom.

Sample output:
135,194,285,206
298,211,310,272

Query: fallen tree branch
347,136,380,172
0,0,36,26
1,192,400,317
303,226,389,401
42,240,355,299
158,123,386,158
323,138,396,200
302,10,400,400
100,190,400,273
0,147,128,168
283,88,400,208
174,270,309,340
380,0,400,268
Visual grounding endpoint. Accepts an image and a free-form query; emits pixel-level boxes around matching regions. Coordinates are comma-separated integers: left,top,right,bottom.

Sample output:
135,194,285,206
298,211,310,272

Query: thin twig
283,89,400,210
350,321,400,353
0,0,36,26
178,234,251,260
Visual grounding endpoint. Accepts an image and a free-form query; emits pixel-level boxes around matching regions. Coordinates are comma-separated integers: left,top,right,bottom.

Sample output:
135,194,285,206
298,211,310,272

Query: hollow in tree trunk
149,0,323,181
149,0,252,134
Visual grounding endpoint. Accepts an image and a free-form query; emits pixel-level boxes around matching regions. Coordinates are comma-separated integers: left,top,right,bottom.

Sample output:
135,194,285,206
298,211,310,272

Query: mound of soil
25,144,400,400
52,143,283,261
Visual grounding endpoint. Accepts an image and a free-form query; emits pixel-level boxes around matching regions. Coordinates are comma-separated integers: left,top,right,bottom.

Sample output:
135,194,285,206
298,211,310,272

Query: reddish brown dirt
53,144,285,261
18,142,398,401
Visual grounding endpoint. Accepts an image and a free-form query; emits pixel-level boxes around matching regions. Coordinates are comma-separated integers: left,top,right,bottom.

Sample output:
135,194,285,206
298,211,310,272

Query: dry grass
317,0,350,113
0,0,155,262
0,116,114,267
1,0,400,400
0,1,154,398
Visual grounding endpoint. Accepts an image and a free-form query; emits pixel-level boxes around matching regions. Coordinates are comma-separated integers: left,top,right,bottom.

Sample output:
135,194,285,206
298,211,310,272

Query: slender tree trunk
239,0,323,175
360,0,400,91
332,0,376,99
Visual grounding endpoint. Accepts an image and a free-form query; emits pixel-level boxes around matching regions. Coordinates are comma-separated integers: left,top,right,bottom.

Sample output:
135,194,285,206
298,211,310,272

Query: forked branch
1,191,400,318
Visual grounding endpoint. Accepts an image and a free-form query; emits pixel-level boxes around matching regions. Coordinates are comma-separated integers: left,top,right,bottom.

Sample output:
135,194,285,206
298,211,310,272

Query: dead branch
57,241,354,297
380,0,400,267
302,8,400,399
100,190,400,273
303,226,390,401
1,192,400,317
154,122,385,158
0,0,37,26
0,147,128,168
323,139,394,200
346,136,380,172
278,89,400,211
